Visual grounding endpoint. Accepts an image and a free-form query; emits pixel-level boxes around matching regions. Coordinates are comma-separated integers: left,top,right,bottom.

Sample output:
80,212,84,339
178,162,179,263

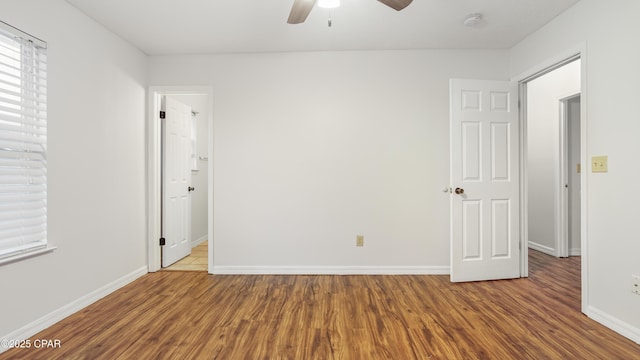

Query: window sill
0,246,57,266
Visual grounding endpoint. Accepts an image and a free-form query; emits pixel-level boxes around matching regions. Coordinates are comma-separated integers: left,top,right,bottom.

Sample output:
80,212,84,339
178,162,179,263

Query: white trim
558,98,568,258
0,246,56,266
511,43,583,83
528,241,555,256
0,20,47,49
147,91,162,272
206,89,214,275
579,46,589,314
513,41,589,314
586,306,640,345
569,248,581,257
0,266,147,354
212,266,449,275
518,82,529,277
147,86,214,273
191,235,207,247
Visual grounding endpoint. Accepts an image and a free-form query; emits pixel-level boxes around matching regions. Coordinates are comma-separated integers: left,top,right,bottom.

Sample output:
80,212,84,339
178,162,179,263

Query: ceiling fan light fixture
318,0,340,9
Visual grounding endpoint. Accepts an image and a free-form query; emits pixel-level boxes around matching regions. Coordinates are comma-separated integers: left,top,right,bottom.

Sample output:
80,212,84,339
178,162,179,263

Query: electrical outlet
356,235,364,247
633,275,640,295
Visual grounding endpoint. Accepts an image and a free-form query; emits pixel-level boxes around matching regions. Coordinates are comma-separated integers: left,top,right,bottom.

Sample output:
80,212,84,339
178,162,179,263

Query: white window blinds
0,22,47,260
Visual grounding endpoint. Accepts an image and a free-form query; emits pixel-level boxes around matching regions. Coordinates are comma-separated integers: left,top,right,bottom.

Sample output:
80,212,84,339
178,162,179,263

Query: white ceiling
64,0,580,55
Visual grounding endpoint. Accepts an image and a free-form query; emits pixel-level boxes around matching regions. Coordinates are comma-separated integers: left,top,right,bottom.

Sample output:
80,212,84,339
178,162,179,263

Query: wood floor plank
1,251,639,359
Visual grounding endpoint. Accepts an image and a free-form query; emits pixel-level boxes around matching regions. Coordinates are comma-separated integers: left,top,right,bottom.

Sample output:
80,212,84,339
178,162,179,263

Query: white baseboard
0,266,148,354
586,305,640,345
212,265,450,275
191,235,207,247
528,241,555,256
569,247,581,256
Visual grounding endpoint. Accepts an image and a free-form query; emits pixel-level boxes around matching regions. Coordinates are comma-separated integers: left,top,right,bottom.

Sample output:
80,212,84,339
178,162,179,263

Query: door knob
455,187,464,195
188,186,195,192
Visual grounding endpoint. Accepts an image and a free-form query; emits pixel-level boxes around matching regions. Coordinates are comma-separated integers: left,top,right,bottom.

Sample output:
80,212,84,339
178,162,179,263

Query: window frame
0,21,54,265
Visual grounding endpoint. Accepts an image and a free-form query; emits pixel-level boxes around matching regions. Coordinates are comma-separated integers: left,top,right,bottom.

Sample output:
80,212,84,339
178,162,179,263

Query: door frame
147,86,214,273
513,43,588,312
559,93,581,258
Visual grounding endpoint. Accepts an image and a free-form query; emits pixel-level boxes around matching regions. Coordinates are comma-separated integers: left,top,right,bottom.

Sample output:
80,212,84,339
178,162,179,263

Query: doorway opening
518,51,587,312
164,241,209,271
524,59,581,258
147,87,214,273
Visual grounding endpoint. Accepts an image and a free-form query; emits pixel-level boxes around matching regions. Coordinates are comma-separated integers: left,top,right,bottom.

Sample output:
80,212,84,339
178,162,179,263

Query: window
0,21,48,261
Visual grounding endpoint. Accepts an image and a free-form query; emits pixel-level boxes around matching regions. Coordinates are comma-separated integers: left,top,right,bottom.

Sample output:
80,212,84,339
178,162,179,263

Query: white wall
166,94,210,246
511,0,640,341
0,0,148,339
149,50,510,271
526,60,580,255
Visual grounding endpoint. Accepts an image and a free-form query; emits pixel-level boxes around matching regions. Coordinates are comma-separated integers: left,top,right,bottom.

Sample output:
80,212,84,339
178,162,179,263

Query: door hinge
159,111,166,119
159,237,166,246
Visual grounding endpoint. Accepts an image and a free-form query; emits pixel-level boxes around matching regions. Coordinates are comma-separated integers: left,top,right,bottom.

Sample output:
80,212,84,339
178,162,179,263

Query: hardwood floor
2,251,639,359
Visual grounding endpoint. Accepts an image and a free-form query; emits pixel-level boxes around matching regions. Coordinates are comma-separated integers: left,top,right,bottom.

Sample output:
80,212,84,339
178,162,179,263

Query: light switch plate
592,156,608,173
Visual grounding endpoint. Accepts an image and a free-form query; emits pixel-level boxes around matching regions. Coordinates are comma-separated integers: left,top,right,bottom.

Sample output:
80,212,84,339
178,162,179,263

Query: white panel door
450,79,520,282
162,96,192,267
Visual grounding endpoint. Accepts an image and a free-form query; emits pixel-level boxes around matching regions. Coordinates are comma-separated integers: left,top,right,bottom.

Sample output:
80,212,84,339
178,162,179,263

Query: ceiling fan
287,0,414,24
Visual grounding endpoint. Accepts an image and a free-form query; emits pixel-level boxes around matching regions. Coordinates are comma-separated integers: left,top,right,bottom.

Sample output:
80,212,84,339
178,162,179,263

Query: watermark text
1,338,61,349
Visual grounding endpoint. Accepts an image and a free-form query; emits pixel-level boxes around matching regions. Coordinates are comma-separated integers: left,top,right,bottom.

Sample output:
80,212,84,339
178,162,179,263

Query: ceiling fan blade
377,0,413,11
288,0,317,24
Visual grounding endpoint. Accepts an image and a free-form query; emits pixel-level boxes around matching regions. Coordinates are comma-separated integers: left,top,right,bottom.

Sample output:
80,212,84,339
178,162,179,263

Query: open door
450,79,520,282
161,96,192,267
